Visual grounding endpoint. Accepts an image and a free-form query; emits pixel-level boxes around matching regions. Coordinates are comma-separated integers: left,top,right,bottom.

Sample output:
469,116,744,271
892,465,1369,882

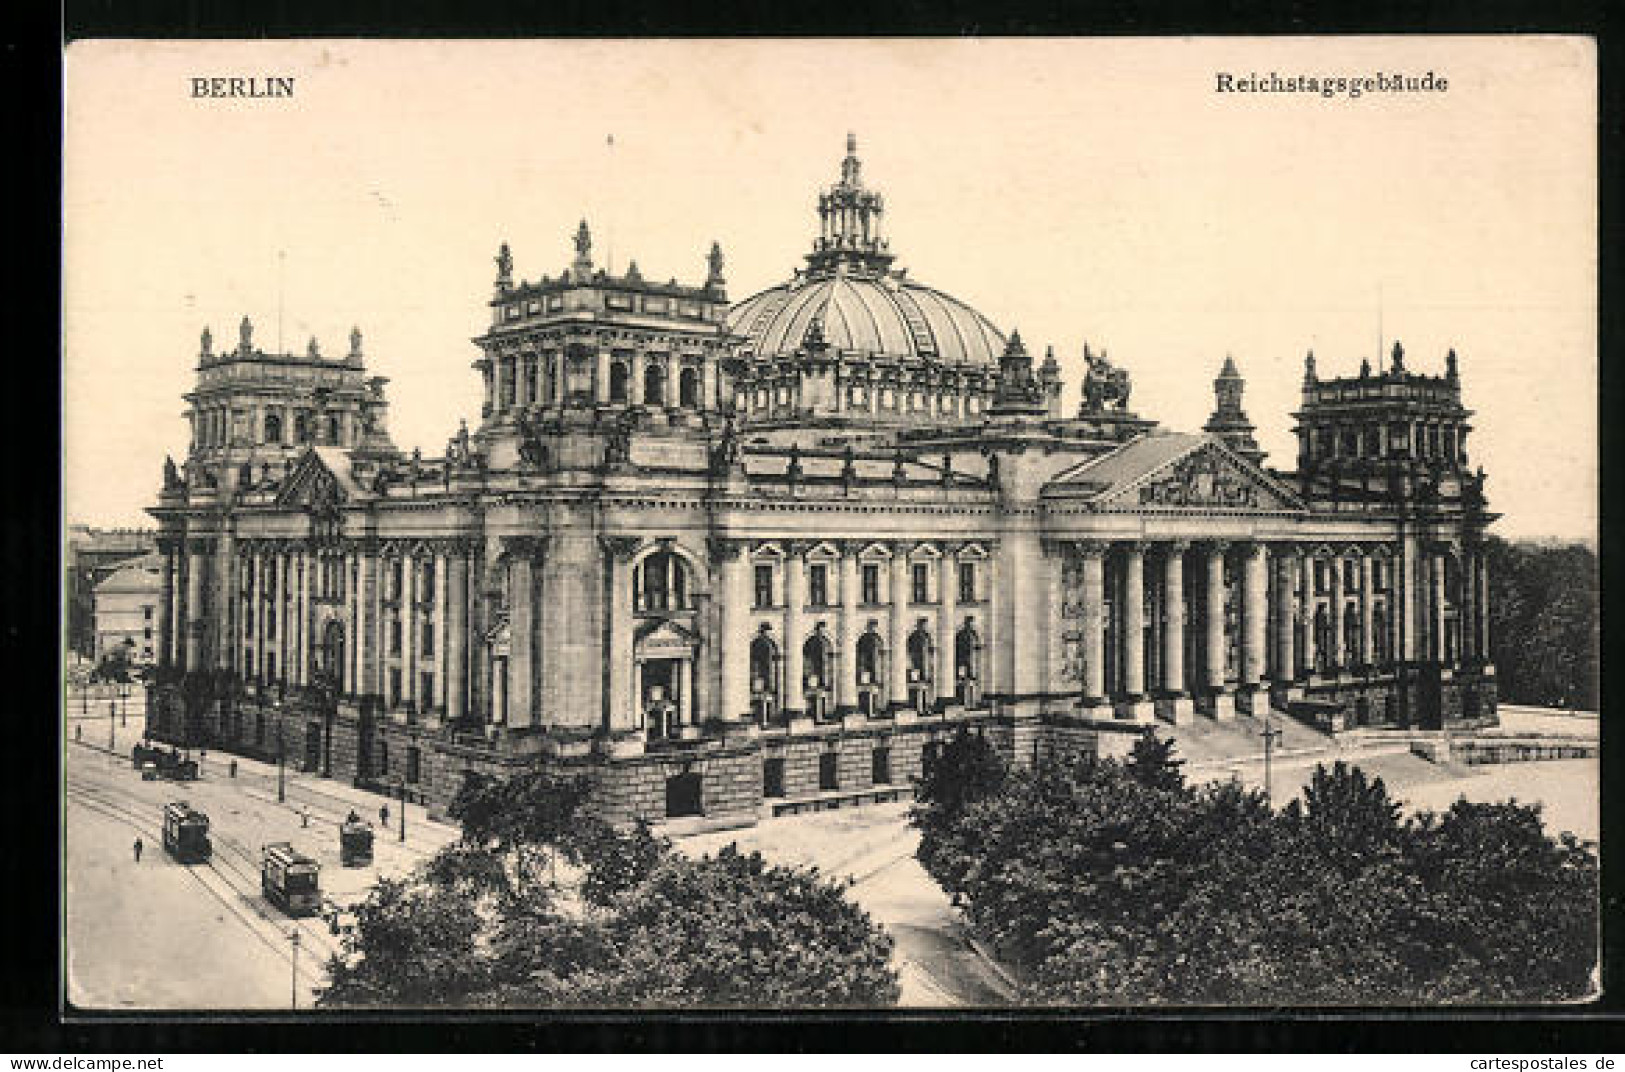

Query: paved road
64,731,460,1010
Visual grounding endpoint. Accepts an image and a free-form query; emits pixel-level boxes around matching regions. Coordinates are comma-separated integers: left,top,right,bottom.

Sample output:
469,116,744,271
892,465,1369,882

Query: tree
1125,727,1185,792
1487,537,1598,709
913,752,1599,1005
321,770,901,1008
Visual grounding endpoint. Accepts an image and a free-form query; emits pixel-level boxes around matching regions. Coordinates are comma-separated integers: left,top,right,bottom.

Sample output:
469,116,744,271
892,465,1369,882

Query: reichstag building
147,135,1498,826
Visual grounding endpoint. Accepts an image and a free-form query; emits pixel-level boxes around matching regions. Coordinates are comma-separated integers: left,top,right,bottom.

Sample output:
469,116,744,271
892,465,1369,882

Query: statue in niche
709,417,740,474
516,413,548,469
786,443,803,483
840,443,857,485
238,461,254,488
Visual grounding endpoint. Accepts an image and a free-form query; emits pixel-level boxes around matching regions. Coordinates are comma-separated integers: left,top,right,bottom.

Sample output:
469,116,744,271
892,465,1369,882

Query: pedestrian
75,724,82,743
301,808,309,829
229,759,238,779
379,803,389,827
133,837,143,863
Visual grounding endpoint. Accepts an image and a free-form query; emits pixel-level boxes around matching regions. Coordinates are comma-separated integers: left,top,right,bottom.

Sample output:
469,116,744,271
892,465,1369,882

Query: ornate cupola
1204,355,1264,465
805,132,894,277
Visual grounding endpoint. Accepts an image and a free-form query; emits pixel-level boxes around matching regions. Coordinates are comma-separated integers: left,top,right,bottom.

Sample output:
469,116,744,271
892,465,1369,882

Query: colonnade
484,341,721,417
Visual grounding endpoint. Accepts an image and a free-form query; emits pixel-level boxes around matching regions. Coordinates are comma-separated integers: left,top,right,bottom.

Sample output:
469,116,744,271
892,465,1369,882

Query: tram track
66,764,346,971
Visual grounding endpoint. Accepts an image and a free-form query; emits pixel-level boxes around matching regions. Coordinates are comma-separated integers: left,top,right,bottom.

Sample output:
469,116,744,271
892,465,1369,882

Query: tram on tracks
161,801,212,863
339,814,374,867
132,742,198,781
261,842,322,916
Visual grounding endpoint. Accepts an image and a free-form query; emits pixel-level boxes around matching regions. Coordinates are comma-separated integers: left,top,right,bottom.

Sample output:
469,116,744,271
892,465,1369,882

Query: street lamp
398,778,407,843
1260,717,1284,804
288,928,301,1010
276,716,286,804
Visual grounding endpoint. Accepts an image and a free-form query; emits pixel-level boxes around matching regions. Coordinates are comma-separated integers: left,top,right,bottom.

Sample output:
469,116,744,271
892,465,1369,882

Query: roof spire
1206,355,1263,464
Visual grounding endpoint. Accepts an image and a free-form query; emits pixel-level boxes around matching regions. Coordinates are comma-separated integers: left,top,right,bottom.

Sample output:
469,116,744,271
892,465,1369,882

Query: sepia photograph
62,36,1599,1013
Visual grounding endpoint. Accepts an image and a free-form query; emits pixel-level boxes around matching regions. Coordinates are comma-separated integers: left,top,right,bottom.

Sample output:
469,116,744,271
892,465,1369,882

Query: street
64,691,461,1010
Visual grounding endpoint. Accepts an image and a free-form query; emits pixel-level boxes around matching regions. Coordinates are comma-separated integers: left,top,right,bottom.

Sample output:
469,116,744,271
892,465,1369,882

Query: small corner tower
1204,355,1264,465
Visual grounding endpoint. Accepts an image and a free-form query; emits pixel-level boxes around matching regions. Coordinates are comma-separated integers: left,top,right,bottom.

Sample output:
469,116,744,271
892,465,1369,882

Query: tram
261,842,322,916
161,801,212,863
339,815,374,867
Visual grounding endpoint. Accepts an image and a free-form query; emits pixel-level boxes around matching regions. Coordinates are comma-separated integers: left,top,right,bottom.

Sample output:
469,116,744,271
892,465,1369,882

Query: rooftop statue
1081,343,1132,412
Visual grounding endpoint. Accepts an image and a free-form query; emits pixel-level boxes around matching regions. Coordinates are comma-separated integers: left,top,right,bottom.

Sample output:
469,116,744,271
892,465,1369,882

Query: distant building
92,552,164,666
147,136,1498,826
66,525,157,659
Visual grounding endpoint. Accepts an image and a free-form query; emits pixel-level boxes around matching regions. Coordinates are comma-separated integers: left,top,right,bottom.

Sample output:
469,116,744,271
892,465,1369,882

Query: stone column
1360,554,1376,667
184,539,206,670
596,347,611,405
1079,541,1107,707
446,549,469,721
1239,542,1268,712
1299,552,1317,678
432,551,448,712
629,350,644,406
1432,547,1448,664
1273,548,1298,687
215,530,236,672
1401,535,1420,662
1327,550,1345,671
295,550,309,685
701,354,717,412
716,541,751,723
1475,545,1491,663
1205,542,1234,718
1119,543,1153,722
783,545,806,720
359,544,379,698
604,538,636,734
836,548,859,716
937,550,959,708
1159,542,1193,723
888,548,909,712
159,541,176,668
506,543,535,725
678,657,693,726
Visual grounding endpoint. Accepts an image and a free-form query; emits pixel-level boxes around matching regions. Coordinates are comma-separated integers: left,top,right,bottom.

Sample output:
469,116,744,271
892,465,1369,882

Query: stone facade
145,135,1499,827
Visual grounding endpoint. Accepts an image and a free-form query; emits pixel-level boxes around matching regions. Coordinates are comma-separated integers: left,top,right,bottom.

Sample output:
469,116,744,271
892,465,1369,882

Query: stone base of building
144,664,1501,831
1114,697,1157,724
1156,693,1196,725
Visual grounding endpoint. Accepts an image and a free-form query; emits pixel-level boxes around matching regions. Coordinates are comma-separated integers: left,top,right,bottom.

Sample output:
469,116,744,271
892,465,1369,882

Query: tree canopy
320,768,900,1008
1488,536,1598,710
912,734,1598,1005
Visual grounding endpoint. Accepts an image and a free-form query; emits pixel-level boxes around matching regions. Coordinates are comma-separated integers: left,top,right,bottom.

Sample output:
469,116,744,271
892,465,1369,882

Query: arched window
679,367,699,408
1344,604,1362,664
264,413,283,444
955,624,981,682
907,628,933,683
644,364,666,407
803,631,832,690
1372,606,1389,666
634,551,689,613
750,634,780,698
609,361,630,404
856,632,884,687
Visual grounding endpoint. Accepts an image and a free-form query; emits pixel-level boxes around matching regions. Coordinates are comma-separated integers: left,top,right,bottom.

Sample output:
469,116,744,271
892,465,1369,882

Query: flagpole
606,133,616,275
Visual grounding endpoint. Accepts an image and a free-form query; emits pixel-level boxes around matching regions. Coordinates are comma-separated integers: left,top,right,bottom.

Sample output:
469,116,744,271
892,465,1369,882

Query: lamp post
276,715,286,804
1260,717,1284,804
288,928,301,1009
398,778,407,843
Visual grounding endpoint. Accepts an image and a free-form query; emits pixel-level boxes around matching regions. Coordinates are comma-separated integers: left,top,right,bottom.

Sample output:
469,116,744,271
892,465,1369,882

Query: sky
64,37,1596,541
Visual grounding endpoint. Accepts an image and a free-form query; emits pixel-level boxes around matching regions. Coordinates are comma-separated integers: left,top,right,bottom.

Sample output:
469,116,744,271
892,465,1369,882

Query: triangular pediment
274,447,367,511
634,617,701,652
1046,434,1304,513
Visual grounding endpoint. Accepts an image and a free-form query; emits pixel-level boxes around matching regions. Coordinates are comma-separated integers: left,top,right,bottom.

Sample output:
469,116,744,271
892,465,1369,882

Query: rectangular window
912,563,930,604
378,740,390,775
754,564,775,609
389,561,403,602
958,562,976,603
143,626,152,640
388,668,402,707
861,563,880,605
422,620,434,657
266,652,277,682
406,746,421,785
420,672,435,709
390,618,403,656
763,757,786,799
421,566,436,603
872,747,891,785
266,607,277,639
808,564,828,607
818,752,840,792
143,605,154,621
